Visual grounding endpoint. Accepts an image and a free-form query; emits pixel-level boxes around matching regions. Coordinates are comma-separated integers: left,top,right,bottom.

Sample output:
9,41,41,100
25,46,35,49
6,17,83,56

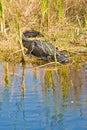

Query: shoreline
0,41,87,65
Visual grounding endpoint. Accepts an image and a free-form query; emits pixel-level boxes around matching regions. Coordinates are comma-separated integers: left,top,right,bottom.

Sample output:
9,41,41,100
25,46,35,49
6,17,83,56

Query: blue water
0,62,87,130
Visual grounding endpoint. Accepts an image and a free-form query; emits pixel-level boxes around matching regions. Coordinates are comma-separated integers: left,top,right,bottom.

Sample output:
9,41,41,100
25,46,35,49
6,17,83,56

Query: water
0,62,87,130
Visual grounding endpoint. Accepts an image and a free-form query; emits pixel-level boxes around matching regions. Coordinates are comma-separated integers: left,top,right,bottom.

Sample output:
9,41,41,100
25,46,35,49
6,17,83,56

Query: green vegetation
0,0,87,62
0,0,5,33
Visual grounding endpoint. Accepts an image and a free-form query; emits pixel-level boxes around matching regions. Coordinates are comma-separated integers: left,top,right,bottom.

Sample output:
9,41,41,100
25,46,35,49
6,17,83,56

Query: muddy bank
0,34,87,65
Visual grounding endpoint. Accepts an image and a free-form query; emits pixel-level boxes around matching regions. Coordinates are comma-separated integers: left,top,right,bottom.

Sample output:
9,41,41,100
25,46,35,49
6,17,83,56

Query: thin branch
10,49,24,55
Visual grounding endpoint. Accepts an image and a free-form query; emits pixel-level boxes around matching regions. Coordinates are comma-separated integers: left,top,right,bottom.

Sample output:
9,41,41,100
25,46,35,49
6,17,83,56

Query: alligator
22,30,69,63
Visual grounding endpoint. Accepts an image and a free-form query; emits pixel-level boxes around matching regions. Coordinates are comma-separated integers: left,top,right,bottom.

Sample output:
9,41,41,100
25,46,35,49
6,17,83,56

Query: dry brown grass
2,0,87,32
0,0,87,62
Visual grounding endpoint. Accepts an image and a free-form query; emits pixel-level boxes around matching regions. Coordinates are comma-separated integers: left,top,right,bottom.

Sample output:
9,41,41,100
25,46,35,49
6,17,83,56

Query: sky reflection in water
0,62,87,130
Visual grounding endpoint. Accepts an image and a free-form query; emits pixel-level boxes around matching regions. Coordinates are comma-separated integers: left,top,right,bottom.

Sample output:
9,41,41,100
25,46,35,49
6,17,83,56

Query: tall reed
53,0,63,23
84,14,87,29
40,0,48,28
76,15,82,30
0,0,5,33
58,0,63,23
15,12,25,62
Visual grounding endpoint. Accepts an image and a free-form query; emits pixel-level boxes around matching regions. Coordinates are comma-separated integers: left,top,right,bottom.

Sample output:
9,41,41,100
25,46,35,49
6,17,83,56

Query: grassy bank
0,0,87,63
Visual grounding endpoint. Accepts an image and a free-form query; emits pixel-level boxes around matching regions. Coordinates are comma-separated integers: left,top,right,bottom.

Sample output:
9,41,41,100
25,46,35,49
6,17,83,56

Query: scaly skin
22,30,69,63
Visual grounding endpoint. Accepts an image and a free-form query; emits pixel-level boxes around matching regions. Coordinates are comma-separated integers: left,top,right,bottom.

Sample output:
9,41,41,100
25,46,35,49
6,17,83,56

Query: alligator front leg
26,44,35,56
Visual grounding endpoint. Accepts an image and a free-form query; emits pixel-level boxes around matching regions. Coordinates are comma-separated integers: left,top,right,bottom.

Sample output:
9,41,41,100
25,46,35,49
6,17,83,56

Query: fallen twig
10,49,24,55
68,50,87,54
34,62,62,69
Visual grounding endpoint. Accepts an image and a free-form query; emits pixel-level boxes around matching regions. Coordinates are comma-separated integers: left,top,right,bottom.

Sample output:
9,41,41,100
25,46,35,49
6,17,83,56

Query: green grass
40,0,48,28
0,0,5,33
57,0,63,23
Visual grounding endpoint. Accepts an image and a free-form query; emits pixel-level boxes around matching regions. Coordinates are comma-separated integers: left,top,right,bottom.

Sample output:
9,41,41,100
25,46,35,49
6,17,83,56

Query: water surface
0,62,87,130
